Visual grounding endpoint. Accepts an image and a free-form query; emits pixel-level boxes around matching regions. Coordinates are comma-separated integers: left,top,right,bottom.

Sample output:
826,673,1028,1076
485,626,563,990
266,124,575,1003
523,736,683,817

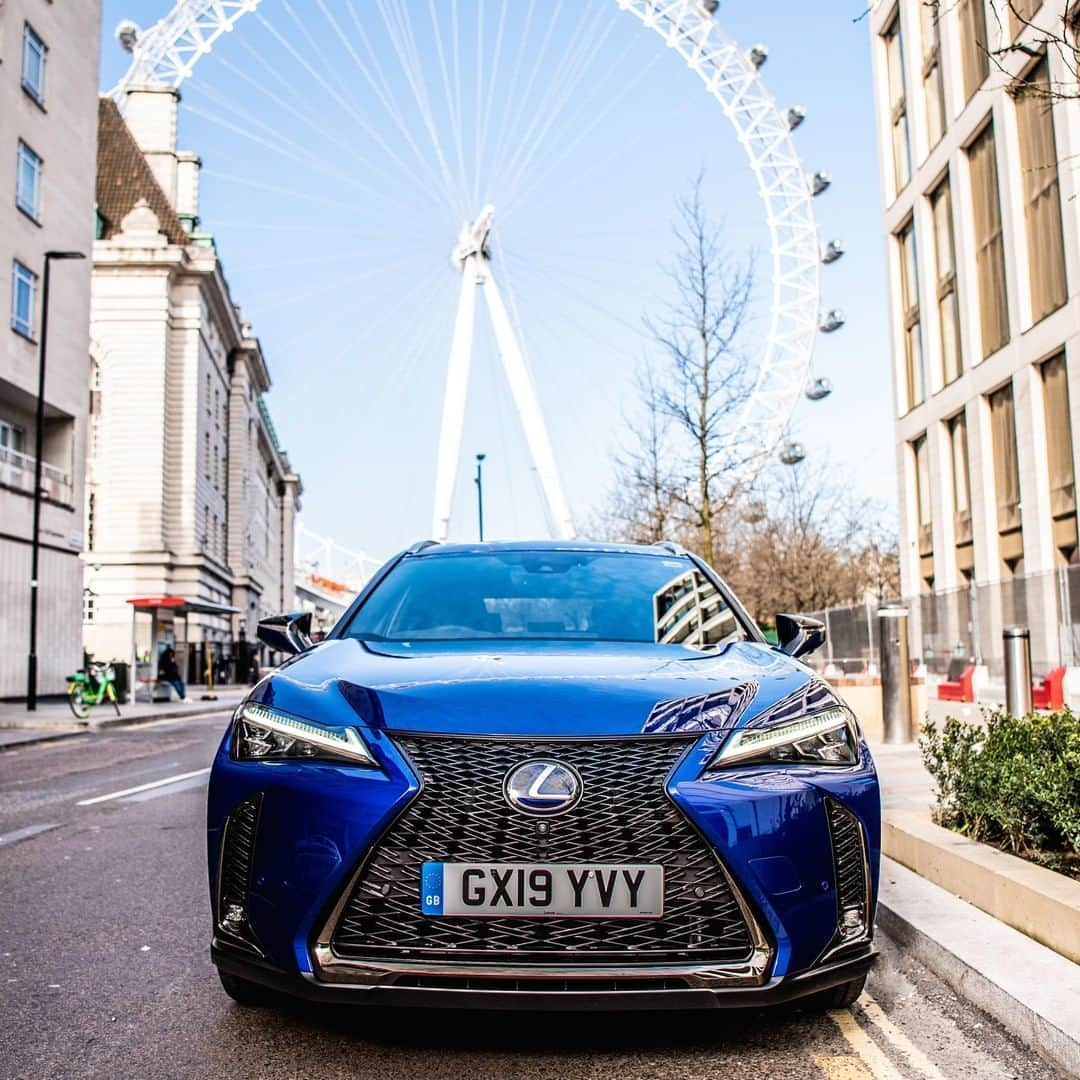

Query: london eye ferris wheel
110,0,844,543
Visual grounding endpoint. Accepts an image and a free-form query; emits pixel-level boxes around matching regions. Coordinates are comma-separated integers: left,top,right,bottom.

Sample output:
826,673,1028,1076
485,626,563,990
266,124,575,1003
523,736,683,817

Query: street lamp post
27,250,86,712
474,453,486,542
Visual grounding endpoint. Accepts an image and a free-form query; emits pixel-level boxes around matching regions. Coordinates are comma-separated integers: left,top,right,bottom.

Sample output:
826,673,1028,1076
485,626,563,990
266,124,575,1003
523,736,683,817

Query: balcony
0,445,73,506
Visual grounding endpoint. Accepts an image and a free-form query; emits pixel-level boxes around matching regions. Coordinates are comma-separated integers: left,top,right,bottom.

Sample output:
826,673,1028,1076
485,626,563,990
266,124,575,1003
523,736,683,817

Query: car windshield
343,550,748,649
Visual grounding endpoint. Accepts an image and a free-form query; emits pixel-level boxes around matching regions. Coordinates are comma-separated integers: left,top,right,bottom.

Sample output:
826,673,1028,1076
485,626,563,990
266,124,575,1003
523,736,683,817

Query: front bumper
208,726,880,1006
213,938,877,1011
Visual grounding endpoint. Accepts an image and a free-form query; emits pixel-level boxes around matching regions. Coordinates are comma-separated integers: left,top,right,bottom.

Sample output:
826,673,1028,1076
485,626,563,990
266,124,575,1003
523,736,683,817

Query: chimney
122,85,180,206
175,152,202,231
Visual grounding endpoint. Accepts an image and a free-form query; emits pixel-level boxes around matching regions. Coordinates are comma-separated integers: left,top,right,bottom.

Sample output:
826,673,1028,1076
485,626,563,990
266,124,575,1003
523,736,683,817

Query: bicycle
67,663,121,719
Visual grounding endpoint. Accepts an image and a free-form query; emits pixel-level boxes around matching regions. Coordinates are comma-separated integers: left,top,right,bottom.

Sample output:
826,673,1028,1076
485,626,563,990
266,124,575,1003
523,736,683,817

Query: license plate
420,862,664,918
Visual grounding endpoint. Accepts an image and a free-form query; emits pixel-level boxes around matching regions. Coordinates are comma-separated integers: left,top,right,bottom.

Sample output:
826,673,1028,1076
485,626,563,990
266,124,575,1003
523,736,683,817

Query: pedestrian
159,646,190,703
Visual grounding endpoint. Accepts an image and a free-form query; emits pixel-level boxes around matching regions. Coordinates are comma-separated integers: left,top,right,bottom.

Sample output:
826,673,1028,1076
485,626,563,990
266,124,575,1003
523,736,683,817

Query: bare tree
719,462,901,624
924,2,1080,101
604,365,679,545
643,173,758,560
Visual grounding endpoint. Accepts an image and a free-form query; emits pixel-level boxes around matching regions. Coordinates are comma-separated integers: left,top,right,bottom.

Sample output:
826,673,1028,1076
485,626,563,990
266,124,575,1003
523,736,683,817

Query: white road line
0,822,61,846
76,768,210,806
122,774,209,803
857,993,948,1080
828,1007,905,1080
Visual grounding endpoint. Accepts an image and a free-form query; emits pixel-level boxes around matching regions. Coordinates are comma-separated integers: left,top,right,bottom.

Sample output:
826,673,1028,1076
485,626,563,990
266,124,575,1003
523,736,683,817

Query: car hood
250,638,830,738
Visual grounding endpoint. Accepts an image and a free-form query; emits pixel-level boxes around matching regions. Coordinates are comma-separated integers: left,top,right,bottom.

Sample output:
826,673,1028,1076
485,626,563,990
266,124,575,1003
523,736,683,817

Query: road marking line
813,1055,874,1079
858,993,948,1080
0,822,60,846
76,768,210,806
828,1008,905,1080
122,774,209,802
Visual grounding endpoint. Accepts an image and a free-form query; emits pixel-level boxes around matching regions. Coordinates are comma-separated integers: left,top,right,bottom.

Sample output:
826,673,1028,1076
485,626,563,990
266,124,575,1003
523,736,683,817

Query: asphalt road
0,715,1061,1080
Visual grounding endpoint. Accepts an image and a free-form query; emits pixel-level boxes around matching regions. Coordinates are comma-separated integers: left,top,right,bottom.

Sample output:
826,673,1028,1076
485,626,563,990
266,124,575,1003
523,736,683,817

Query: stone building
85,89,300,686
869,1,1080,673
0,1,101,698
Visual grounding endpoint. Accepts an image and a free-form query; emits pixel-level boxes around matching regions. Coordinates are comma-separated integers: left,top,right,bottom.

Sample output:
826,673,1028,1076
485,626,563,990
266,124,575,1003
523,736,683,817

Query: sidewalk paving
868,739,936,812
0,685,249,750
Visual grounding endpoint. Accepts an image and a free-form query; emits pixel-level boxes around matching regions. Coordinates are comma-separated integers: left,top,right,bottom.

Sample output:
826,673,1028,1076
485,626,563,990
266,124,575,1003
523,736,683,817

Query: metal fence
802,565,1080,679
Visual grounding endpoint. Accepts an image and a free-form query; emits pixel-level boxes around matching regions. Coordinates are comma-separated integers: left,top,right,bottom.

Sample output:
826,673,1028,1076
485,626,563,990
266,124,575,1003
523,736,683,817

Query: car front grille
327,734,758,966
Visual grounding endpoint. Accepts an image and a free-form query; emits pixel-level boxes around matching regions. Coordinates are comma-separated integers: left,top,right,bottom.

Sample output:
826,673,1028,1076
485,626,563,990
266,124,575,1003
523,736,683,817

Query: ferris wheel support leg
432,256,480,542
481,269,576,541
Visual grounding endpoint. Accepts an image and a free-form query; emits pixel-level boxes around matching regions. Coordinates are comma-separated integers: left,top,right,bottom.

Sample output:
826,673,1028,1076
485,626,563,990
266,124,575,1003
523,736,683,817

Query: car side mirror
257,611,314,656
776,613,826,659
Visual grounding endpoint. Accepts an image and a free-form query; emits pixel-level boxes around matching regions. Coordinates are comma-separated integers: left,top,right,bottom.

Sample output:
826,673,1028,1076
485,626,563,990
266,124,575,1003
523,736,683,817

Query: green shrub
920,709,1080,866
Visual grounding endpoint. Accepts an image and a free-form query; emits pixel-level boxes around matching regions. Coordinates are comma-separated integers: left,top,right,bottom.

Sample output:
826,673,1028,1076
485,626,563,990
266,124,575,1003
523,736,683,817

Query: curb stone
877,856,1080,1076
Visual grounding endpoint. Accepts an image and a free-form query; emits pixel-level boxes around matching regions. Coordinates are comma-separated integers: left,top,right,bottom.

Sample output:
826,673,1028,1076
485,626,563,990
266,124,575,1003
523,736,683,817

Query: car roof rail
406,539,441,555
651,540,687,556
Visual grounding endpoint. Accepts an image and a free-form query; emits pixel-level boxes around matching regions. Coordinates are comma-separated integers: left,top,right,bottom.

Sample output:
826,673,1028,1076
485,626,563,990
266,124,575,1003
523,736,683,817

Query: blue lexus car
208,541,879,1011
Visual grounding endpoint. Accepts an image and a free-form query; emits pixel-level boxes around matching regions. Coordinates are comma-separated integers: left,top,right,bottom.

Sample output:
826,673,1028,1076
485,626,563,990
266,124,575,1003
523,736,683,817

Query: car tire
805,972,867,1011
217,969,280,1007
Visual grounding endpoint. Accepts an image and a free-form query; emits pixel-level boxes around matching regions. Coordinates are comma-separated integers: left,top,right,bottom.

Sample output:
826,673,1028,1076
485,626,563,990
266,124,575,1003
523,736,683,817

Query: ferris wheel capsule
747,45,768,68
819,310,845,333
811,171,832,196
786,107,806,130
742,499,767,524
822,240,844,264
780,443,806,466
806,377,833,402
115,20,140,52
698,0,720,14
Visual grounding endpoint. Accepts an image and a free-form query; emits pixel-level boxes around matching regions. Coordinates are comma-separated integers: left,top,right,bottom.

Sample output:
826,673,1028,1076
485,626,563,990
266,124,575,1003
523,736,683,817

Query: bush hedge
920,709,1080,879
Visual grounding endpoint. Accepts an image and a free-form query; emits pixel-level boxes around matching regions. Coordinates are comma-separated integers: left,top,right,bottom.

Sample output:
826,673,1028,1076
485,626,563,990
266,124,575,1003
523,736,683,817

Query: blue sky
100,1,894,562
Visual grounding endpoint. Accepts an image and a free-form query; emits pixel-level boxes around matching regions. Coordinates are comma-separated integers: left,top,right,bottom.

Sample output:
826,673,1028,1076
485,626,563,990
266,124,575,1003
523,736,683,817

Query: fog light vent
217,793,263,952
823,797,871,958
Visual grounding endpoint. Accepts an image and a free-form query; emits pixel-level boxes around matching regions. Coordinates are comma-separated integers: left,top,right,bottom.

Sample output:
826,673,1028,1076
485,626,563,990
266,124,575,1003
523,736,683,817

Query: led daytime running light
236,703,377,766
715,707,852,766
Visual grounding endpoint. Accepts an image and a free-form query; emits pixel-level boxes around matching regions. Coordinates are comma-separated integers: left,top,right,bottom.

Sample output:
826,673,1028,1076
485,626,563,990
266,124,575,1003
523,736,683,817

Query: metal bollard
1003,626,1033,717
879,606,913,744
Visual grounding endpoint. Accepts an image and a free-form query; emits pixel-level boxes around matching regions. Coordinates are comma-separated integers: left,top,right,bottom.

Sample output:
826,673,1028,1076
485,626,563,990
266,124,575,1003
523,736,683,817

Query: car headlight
709,707,859,768
231,702,378,767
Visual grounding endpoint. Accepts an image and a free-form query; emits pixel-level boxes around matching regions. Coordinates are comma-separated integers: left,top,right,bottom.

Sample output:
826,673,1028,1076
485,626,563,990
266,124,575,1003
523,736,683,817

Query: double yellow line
814,992,947,1079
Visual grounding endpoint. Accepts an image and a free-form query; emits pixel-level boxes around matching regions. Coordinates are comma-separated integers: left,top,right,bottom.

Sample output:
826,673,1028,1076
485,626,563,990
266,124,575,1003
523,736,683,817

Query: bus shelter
126,596,240,704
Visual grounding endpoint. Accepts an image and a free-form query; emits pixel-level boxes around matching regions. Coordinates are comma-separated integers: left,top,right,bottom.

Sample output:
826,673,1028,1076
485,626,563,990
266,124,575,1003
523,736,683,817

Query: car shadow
272,999,823,1054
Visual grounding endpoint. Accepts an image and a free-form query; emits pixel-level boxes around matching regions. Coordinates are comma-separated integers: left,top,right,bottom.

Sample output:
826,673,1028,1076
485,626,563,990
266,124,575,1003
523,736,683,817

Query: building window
958,0,989,102
204,431,211,479
1042,352,1077,559
21,24,47,105
967,123,1010,358
16,141,42,220
898,219,924,410
11,260,36,338
1015,57,1067,323
884,13,911,192
989,382,1023,566
913,433,933,551
921,4,946,150
1009,0,1042,39
1,419,26,455
948,411,974,554
930,177,962,386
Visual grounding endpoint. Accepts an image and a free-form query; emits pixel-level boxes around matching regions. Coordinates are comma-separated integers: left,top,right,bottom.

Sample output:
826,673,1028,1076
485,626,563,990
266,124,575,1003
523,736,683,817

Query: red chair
1033,666,1066,711
937,665,976,703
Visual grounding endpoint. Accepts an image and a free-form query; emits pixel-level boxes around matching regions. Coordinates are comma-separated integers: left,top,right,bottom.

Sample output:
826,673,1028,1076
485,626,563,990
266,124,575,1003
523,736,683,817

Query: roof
96,97,188,245
126,596,240,617
408,541,688,558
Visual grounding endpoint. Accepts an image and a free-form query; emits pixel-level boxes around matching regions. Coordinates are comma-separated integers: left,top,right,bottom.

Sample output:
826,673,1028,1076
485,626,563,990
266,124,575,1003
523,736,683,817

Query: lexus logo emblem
504,760,582,816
